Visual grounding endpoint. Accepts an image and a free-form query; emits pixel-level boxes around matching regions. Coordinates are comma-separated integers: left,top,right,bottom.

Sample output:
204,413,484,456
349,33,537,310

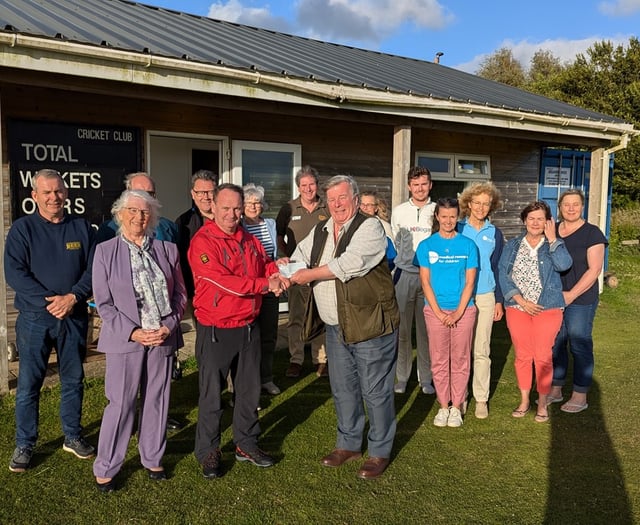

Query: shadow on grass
162,347,334,465
544,380,633,524
393,384,434,456
487,318,512,400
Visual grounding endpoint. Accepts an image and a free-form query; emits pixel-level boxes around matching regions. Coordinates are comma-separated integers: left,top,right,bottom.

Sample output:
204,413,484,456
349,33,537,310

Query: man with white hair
290,175,399,480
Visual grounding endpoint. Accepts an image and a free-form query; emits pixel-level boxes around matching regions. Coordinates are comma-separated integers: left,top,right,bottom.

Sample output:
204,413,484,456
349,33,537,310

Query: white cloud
598,0,640,16
207,0,291,32
455,35,633,74
206,0,454,44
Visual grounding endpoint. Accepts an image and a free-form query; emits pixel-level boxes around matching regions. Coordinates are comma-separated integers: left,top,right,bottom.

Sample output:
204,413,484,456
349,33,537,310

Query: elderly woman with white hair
241,183,281,395
92,190,186,492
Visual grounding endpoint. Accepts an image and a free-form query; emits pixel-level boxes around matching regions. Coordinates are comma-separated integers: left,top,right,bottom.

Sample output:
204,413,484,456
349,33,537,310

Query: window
231,141,301,219
416,152,490,181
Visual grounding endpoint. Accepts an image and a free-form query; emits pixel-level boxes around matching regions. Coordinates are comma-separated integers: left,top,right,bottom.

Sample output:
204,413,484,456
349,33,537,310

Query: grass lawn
0,250,639,525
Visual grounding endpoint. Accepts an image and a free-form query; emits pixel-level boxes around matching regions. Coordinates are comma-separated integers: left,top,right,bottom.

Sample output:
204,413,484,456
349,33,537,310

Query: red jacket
188,220,279,328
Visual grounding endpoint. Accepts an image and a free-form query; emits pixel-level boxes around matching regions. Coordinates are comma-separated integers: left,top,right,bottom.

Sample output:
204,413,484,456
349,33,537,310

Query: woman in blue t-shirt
415,198,478,428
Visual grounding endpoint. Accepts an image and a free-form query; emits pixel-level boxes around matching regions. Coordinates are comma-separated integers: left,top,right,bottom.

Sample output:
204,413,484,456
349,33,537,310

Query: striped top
244,220,275,259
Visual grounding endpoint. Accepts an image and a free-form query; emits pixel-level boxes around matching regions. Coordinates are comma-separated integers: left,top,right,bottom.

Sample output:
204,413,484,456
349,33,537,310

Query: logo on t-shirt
428,251,439,264
66,241,81,250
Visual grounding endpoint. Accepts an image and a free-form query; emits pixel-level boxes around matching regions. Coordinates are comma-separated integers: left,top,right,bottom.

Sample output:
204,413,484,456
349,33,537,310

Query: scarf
122,235,171,330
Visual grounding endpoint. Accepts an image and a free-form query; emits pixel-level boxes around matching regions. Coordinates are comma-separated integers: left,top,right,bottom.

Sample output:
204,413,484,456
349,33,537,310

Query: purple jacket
92,236,187,356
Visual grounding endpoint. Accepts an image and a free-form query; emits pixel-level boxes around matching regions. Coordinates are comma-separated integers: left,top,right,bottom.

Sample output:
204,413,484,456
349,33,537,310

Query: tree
527,50,566,97
476,40,640,208
549,38,640,207
476,47,526,87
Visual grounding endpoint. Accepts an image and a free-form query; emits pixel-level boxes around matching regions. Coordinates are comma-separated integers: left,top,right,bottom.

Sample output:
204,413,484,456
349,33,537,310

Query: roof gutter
1,33,637,141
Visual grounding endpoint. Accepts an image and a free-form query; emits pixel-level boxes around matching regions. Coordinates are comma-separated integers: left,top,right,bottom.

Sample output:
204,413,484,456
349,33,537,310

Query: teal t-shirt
414,232,479,309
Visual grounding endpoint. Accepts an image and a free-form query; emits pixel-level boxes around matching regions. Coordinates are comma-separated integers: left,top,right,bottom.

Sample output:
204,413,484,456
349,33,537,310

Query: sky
143,0,640,73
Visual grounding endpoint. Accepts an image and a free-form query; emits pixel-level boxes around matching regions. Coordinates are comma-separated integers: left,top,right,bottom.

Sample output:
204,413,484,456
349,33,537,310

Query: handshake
267,259,311,296
267,272,290,296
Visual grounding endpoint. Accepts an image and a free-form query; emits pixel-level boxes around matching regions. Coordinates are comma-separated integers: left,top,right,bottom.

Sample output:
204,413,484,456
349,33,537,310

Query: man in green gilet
289,175,399,481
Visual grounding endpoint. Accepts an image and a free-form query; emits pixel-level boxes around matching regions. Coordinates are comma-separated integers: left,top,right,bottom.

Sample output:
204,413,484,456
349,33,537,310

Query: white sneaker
421,383,435,395
447,407,463,427
433,407,450,427
394,381,407,394
261,382,281,395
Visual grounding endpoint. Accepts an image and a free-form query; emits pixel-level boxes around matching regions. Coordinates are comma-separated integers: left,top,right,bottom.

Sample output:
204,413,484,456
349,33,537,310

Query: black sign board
7,119,141,228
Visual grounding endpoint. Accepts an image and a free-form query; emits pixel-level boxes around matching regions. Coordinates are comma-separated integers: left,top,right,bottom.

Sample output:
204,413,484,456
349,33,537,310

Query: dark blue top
556,221,608,305
4,212,95,313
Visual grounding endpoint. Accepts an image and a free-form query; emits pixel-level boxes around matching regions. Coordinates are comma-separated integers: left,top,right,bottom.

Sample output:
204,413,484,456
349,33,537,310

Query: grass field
0,250,638,525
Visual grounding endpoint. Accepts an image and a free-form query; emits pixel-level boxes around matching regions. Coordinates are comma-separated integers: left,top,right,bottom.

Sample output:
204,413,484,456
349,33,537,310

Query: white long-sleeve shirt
391,198,436,272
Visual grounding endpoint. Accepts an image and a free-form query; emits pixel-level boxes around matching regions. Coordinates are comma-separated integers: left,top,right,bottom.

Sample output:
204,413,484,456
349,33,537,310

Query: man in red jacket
188,183,288,479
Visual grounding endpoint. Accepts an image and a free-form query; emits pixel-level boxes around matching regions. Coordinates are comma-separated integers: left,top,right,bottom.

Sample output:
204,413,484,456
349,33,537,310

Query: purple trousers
93,348,172,478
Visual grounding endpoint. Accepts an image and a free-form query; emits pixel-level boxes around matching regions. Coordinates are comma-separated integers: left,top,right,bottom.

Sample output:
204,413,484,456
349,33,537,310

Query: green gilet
309,211,399,344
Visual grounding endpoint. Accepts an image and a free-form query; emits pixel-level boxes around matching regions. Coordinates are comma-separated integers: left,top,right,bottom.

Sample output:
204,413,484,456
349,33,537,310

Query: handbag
301,285,325,342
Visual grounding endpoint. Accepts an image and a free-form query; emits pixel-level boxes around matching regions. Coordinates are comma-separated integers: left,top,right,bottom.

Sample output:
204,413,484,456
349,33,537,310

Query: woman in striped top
242,183,281,396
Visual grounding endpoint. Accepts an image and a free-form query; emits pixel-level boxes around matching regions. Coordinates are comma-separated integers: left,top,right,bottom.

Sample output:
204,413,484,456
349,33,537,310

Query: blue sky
146,0,640,72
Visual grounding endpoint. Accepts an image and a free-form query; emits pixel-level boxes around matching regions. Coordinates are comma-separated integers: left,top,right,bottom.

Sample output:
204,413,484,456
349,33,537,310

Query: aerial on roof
0,0,626,124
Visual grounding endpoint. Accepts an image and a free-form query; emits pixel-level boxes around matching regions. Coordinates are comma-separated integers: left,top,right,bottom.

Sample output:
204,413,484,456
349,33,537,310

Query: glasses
360,203,376,209
470,200,491,208
125,207,150,217
244,202,263,208
193,190,214,197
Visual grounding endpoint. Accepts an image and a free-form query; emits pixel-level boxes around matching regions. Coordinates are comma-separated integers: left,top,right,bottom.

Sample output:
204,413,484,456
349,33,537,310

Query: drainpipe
595,134,629,290
599,134,629,232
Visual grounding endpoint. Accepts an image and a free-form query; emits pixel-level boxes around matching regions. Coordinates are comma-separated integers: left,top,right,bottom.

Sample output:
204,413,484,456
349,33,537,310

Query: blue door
539,147,613,267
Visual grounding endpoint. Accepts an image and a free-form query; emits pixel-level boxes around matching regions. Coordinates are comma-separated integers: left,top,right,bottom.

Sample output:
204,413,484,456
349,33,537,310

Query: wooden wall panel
1,81,548,350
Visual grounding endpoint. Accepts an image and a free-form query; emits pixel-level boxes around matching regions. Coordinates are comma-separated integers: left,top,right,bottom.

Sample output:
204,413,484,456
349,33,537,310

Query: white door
147,133,228,221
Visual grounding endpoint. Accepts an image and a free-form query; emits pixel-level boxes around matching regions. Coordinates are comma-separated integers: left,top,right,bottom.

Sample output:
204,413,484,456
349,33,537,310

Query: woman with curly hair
457,182,504,419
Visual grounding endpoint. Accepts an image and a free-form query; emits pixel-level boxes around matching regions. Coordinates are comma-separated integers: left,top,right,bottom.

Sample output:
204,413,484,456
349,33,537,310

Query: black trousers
194,322,261,463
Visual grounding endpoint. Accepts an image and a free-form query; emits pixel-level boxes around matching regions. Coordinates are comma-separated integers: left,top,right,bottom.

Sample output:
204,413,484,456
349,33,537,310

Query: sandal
534,412,550,423
511,406,530,418
560,402,588,413
535,395,563,406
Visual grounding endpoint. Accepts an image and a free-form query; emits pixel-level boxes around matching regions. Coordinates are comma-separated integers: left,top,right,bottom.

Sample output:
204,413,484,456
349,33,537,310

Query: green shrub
609,207,640,251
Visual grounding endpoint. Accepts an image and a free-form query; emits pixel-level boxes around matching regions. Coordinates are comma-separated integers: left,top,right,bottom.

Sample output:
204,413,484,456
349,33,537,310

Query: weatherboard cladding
0,0,623,124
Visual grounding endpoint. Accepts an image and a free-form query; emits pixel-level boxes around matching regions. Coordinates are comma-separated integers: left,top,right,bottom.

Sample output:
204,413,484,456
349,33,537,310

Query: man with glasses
5,169,96,472
175,170,218,301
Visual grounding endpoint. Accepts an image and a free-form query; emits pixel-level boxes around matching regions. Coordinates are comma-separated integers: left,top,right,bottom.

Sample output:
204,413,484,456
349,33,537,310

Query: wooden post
392,126,411,209
0,94,9,395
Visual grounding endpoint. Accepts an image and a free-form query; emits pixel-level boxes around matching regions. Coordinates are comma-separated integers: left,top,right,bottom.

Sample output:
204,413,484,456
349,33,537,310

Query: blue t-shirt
414,232,479,309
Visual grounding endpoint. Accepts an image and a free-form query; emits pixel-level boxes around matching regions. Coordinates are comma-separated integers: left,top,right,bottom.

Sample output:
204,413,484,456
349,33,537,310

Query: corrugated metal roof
0,0,625,124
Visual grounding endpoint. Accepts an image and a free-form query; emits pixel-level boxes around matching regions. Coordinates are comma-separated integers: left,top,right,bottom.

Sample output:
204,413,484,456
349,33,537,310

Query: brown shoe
321,449,362,467
357,457,390,480
316,363,329,377
286,363,302,378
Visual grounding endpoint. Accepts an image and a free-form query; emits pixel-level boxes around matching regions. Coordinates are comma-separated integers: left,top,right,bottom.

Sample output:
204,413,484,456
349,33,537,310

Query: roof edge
1,32,637,141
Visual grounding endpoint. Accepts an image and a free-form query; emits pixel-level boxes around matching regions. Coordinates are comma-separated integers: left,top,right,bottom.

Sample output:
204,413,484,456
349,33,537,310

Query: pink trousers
423,305,477,407
505,307,563,395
